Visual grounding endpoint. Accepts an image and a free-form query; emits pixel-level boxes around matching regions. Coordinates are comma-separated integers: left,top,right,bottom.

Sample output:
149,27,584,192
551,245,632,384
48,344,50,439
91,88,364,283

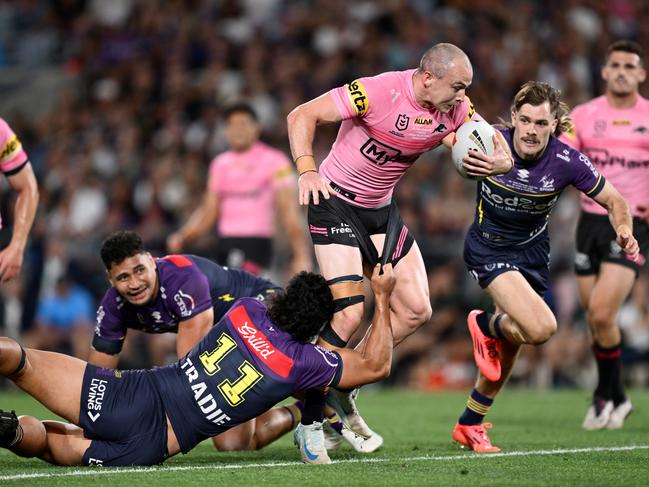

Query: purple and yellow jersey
92,254,281,355
151,298,342,453
472,128,605,247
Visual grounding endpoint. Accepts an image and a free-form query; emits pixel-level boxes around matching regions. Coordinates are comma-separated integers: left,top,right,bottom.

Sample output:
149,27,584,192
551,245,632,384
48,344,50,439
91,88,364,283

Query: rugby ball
451,119,495,179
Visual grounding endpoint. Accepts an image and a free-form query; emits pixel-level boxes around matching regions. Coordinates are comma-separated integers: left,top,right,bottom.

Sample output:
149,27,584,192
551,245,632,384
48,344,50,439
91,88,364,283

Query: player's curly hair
508,81,573,136
100,230,145,270
266,272,335,343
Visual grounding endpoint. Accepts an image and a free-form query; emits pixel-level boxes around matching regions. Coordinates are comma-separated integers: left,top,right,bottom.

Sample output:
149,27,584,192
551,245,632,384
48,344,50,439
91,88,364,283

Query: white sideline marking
1,445,648,481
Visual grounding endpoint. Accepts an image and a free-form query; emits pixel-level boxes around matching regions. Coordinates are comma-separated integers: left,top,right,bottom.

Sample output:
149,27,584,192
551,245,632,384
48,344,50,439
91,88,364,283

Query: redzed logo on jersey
228,305,294,378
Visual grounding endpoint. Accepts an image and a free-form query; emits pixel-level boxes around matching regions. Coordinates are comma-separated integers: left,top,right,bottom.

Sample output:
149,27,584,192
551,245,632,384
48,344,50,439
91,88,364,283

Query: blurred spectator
23,275,94,359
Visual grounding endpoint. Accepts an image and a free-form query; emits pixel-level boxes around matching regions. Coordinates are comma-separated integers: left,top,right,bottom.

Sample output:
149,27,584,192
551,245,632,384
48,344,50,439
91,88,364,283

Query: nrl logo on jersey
395,114,410,131
556,149,570,162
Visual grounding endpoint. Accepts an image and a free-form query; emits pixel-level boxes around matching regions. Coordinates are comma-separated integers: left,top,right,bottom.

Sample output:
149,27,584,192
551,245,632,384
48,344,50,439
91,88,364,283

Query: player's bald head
419,43,471,78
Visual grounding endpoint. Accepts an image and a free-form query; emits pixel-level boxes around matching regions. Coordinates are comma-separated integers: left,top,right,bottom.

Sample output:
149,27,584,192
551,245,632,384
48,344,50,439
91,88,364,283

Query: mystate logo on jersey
360,138,421,165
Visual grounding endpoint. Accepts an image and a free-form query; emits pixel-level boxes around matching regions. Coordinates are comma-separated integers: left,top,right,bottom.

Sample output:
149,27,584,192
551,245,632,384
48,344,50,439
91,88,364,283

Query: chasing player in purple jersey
451,82,639,453
0,262,396,466
286,42,515,463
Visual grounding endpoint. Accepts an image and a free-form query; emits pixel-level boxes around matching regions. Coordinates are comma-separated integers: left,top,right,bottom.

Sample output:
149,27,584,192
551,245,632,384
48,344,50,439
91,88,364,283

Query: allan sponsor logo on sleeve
229,305,294,378
346,80,368,116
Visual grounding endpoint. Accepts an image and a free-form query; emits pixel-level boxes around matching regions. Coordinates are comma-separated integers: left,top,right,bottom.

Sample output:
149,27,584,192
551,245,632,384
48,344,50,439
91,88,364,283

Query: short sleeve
570,149,606,198
164,264,213,321
293,345,343,391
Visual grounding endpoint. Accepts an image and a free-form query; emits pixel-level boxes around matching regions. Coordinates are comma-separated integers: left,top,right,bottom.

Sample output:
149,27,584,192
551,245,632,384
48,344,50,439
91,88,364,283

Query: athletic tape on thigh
9,346,26,377
326,274,363,285
333,294,365,313
326,196,379,265
320,323,348,348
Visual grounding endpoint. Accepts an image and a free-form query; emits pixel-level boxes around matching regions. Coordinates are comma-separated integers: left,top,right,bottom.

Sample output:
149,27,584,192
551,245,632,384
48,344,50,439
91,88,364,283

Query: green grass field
0,388,647,486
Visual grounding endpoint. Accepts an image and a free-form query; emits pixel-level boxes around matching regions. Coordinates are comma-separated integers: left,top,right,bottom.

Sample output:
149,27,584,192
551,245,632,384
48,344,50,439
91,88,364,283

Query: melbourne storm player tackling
451,82,638,452
88,230,291,452
0,263,396,466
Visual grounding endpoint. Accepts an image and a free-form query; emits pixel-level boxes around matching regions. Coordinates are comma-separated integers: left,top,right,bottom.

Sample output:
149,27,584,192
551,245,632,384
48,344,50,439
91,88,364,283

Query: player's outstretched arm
286,93,340,206
334,263,396,389
593,181,640,259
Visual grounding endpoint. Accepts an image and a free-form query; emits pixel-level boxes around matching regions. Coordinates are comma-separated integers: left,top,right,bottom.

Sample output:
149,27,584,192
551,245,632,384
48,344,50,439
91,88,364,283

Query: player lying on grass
0,263,395,466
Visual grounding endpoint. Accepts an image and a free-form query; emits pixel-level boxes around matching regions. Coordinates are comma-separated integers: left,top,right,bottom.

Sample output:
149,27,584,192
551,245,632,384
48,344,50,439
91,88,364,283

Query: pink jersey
321,69,474,208
208,141,294,238
561,95,649,216
0,117,29,230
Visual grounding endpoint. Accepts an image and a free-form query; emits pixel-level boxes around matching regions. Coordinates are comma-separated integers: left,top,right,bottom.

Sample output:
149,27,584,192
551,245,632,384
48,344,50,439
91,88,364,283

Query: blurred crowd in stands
0,0,648,388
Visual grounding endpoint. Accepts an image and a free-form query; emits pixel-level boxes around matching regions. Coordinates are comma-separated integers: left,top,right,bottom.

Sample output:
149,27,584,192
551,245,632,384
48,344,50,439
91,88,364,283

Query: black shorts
575,213,649,276
308,195,414,266
79,365,168,466
216,237,272,274
464,227,550,295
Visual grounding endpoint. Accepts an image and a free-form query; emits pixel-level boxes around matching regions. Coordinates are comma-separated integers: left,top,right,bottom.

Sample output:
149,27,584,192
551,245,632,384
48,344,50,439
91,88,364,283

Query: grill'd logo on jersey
360,138,420,165
346,80,368,116
395,114,410,131
229,305,294,378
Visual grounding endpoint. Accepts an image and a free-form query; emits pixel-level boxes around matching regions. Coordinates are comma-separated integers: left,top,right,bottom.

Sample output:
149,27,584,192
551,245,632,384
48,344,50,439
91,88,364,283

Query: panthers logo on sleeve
346,80,369,117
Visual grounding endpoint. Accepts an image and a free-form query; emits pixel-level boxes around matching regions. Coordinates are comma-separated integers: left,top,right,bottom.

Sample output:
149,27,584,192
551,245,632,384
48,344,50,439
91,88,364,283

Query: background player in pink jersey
167,103,311,277
286,43,514,463
561,40,649,431
0,117,39,283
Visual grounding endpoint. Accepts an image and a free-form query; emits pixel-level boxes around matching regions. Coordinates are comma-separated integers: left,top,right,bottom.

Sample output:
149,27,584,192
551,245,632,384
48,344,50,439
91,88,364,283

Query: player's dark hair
100,231,146,270
507,81,572,136
223,102,258,122
267,272,335,343
606,40,644,66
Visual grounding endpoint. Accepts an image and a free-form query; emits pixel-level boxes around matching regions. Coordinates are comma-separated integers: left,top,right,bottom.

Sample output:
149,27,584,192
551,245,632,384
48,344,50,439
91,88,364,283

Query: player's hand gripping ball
451,119,496,179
